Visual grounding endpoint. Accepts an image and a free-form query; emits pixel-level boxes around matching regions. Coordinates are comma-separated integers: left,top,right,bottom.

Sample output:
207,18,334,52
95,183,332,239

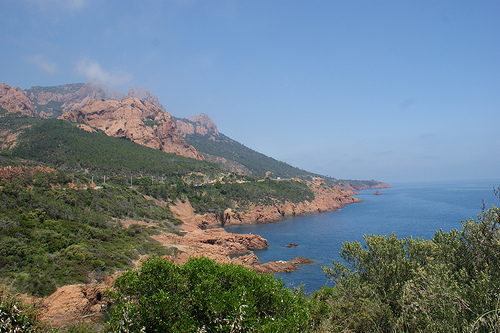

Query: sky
1,0,499,183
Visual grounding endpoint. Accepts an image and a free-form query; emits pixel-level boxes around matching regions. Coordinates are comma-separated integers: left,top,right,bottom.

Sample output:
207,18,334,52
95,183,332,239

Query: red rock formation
38,283,109,328
0,83,36,116
60,97,204,160
176,113,219,137
128,87,166,112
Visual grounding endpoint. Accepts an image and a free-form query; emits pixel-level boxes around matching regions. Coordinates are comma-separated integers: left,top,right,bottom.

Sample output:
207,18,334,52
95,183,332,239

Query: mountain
59,97,203,160
25,82,167,118
174,114,386,189
128,86,166,112
1,81,388,189
26,81,124,117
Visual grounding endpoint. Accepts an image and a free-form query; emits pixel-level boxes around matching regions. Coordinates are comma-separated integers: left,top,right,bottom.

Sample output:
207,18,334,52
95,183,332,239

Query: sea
224,179,500,294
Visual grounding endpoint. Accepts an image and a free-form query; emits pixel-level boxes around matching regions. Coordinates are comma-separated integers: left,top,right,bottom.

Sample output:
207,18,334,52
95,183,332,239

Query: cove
225,179,500,293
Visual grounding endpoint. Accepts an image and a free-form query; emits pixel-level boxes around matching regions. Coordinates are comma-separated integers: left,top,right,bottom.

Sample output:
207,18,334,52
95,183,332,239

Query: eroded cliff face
0,83,36,116
60,97,204,160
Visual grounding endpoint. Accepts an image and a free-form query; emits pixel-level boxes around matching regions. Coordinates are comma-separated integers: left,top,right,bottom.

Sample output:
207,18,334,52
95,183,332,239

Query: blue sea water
225,179,500,294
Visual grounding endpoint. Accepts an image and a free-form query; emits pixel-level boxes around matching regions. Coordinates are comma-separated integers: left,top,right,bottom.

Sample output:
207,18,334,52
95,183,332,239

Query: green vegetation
2,205,499,332
0,287,43,332
143,115,158,127
140,176,315,214
183,132,316,179
107,256,310,332
0,170,179,297
32,100,64,116
3,116,223,181
312,205,500,332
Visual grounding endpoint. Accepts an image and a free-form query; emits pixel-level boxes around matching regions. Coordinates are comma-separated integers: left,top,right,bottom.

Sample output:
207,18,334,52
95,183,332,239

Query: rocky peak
127,87,166,112
0,83,36,116
60,97,204,160
176,113,219,137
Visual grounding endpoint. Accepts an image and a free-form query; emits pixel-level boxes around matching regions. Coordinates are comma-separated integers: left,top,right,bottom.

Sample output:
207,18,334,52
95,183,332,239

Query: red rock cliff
0,83,36,116
60,97,204,160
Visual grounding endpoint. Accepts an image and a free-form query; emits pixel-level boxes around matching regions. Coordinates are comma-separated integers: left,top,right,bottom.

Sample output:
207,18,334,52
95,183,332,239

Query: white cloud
76,58,133,90
25,55,59,75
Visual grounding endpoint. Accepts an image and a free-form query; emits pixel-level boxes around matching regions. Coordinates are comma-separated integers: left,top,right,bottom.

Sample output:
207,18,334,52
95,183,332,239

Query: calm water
225,179,500,293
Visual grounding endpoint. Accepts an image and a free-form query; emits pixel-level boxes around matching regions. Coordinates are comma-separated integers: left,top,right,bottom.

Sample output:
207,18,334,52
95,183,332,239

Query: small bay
225,179,500,293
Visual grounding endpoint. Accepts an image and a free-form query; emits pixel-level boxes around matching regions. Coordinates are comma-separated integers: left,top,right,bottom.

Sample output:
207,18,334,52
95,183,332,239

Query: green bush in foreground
107,256,310,332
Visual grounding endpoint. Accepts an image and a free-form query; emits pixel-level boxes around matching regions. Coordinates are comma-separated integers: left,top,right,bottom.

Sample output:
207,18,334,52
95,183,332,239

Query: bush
316,206,500,332
0,287,43,332
107,256,310,332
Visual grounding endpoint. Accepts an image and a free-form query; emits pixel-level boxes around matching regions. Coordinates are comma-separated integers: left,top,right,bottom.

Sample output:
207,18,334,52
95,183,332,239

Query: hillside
0,114,362,297
175,115,389,189
0,115,219,180
0,85,391,330
175,115,319,178
0,81,389,189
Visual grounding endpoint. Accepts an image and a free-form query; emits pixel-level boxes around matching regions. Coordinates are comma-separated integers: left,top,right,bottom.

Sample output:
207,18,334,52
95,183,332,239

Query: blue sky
2,0,499,183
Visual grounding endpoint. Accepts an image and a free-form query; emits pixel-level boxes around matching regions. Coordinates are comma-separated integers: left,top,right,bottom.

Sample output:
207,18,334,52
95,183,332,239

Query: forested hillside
2,116,222,181
176,116,385,191
183,131,317,179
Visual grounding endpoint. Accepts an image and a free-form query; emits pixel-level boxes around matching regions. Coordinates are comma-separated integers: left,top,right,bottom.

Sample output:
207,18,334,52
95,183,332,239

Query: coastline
159,179,387,273
36,180,389,327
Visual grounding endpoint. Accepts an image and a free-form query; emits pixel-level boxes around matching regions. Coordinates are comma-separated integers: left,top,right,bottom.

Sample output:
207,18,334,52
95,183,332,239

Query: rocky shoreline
160,178,368,273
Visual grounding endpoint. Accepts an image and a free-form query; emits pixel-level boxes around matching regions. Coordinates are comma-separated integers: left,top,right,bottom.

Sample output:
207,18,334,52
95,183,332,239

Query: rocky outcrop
252,257,315,274
27,82,166,118
60,97,204,160
38,283,109,328
128,87,166,112
27,82,125,117
165,199,315,273
176,113,219,138
185,179,363,229
335,180,391,191
0,83,36,116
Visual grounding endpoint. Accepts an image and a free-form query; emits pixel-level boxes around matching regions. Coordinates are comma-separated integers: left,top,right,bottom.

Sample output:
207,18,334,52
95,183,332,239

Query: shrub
316,206,500,332
107,256,310,332
0,287,43,332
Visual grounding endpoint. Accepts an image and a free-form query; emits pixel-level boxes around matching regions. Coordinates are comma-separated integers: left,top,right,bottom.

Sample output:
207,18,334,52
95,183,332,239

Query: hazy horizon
2,0,499,183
